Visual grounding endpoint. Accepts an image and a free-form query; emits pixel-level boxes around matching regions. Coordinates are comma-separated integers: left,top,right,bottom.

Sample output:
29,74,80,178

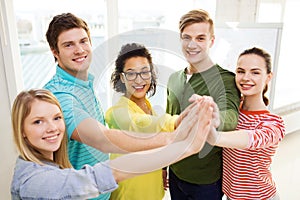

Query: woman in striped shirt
207,47,285,200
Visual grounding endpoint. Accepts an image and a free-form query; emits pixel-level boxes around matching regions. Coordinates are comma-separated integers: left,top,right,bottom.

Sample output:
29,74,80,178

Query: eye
196,37,205,41
33,120,42,124
181,35,191,41
64,43,72,48
127,72,135,75
81,38,89,44
141,71,150,75
236,70,245,74
54,116,62,121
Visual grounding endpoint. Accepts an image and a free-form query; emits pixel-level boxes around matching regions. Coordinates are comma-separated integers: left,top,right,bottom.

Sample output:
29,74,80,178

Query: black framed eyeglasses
122,71,151,81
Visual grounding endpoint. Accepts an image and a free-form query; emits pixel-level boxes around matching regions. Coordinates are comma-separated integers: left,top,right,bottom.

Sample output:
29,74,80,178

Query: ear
209,35,215,48
120,73,125,83
51,48,59,60
266,72,273,84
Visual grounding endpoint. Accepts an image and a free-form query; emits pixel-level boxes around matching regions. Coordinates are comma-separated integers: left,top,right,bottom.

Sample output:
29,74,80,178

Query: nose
242,72,251,80
74,45,84,54
187,39,198,48
46,121,58,132
134,73,144,83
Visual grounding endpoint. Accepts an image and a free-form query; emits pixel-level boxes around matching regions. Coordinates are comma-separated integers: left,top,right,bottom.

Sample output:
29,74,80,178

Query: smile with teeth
240,83,254,89
133,85,145,90
187,50,200,55
43,134,59,140
73,56,87,62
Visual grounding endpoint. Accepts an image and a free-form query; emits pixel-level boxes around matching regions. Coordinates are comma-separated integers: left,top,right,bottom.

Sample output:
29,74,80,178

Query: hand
211,100,220,129
174,100,199,129
184,98,213,154
162,169,169,190
189,94,220,128
206,126,220,146
173,101,201,142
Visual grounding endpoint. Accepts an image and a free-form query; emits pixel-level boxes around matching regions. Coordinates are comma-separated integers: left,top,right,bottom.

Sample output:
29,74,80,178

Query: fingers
188,94,203,103
162,170,169,190
174,102,201,141
185,99,213,153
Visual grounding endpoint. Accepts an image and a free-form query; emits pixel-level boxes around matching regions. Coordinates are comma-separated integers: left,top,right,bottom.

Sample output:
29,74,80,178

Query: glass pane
13,0,106,89
273,0,300,109
118,0,216,33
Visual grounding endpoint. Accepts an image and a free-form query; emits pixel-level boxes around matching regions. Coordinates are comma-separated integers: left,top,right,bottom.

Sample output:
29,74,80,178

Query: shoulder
169,69,185,78
214,64,236,76
13,158,58,183
44,75,71,91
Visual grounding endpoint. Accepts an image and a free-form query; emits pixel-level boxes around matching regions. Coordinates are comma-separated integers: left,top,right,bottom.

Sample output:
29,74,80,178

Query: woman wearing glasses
105,43,183,200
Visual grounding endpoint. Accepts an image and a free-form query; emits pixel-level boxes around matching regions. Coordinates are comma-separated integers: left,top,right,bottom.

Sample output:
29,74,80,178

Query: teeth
241,84,253,89
45,135,58,140
187,51,199,55
133,86,144,89
74,57,85,62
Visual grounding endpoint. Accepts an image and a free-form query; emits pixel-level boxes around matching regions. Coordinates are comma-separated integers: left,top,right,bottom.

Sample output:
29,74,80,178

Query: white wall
0,0,23,198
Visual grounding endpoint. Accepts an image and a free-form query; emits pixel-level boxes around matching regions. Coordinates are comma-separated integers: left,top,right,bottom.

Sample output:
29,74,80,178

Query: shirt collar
56,65,94,87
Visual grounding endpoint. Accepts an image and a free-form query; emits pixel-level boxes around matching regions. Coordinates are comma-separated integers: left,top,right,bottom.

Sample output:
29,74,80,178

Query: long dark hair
239,47,272,106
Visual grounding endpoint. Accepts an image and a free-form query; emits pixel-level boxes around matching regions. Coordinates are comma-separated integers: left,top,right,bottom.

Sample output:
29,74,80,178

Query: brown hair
239,47,272,106
179,9,214,36
11,89,72,168
46,13,91,62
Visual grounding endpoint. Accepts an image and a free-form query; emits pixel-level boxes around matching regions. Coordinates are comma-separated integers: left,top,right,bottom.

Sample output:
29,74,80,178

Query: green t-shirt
166,64,240,184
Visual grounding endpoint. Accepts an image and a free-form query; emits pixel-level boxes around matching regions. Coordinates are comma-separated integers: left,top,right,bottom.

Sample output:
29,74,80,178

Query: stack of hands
174,94,220,148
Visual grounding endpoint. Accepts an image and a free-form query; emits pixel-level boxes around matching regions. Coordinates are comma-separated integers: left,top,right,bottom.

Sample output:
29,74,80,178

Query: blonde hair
179,9,215,37
11,89,72,168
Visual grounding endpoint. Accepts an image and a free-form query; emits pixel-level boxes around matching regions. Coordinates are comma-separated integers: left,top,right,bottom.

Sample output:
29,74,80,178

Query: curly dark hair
111,43,157,97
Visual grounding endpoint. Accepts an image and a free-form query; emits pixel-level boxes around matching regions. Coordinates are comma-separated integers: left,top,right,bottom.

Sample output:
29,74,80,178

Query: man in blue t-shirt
44,13,180,200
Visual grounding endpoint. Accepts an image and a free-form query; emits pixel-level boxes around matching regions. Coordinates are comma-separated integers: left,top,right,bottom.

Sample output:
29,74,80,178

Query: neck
242,95,267,111
76,71,89,81
127,96,152,115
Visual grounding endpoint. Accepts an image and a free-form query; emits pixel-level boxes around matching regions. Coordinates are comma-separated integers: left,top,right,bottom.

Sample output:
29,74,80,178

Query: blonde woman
10,89,214,199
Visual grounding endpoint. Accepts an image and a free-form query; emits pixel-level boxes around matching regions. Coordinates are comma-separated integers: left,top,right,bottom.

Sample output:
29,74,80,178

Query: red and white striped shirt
223,109,285,200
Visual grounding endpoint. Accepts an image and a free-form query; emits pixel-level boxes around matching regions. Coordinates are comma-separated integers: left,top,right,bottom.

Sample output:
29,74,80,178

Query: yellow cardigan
105,96,178,200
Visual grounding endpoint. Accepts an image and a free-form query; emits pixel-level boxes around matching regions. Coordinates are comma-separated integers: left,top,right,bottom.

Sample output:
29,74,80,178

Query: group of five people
10,8,285,200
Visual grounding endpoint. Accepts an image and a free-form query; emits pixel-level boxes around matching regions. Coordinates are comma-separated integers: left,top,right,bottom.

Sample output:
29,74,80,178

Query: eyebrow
60,37,89,46
181,33,207,37
236,67,262,71
125,66,150,71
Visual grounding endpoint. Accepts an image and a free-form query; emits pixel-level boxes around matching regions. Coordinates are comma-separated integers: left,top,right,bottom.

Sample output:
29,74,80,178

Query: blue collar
56,65,95,87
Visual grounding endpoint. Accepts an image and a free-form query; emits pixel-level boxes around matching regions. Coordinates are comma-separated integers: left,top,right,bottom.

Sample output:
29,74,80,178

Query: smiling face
181,22,214,67
235,54,272,101
121,56,151,102
23,100,65,160
52,28,92,80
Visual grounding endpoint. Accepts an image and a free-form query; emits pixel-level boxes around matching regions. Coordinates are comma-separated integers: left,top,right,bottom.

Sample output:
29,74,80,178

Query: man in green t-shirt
166,9,241,200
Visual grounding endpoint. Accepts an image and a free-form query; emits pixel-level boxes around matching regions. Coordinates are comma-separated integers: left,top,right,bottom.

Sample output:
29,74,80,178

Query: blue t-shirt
44,66,110,200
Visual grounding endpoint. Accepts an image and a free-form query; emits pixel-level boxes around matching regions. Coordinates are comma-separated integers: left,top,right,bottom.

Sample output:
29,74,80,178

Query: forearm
103,128,175,153
215,130,250,149
110,139,193,183
73,118,175,154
